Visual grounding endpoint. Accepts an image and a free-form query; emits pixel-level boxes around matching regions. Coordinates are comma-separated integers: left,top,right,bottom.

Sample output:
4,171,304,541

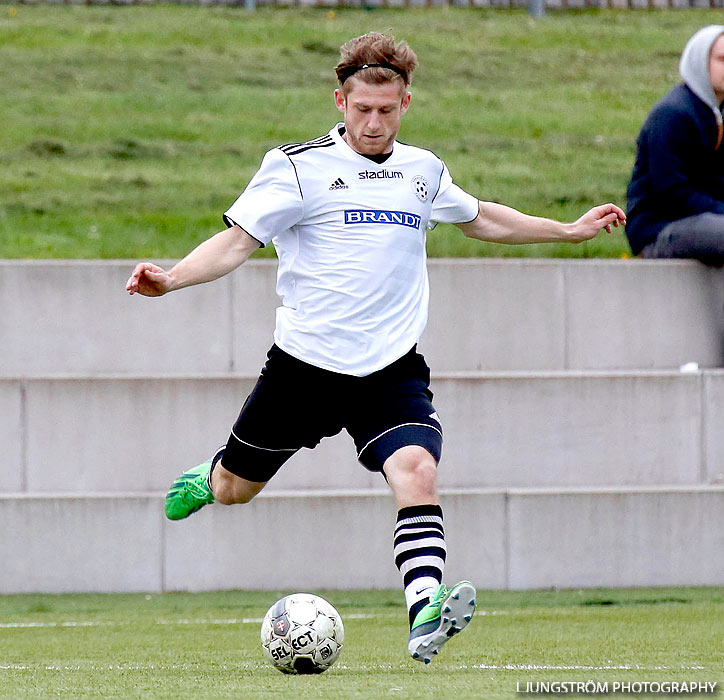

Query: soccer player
126,32,625,664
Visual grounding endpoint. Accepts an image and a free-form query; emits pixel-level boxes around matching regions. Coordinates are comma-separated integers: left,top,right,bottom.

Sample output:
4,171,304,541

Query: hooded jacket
626,26,724,255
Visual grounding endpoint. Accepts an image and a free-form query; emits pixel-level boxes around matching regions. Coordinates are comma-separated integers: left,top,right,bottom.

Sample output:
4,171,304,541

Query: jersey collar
330,123,397,164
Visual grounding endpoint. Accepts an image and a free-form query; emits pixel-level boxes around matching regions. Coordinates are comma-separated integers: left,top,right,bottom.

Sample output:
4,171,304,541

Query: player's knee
385,446,438,490
412,460,438,495
407,456,437,486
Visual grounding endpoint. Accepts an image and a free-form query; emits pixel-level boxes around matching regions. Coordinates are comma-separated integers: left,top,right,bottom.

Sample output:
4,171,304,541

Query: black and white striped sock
393,504,447,628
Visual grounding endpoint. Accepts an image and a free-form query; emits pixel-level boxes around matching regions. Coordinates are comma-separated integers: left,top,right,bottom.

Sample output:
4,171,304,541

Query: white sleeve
429,161,479,228
223,149,304,246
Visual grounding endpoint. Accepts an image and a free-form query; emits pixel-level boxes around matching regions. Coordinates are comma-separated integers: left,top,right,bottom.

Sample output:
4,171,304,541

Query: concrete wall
423,259,724,371
508,487,724,589
3,370,723,495
3,488,722,594
2,259,723,376
0,261,275,376
3,259,723,593
1,495,163,593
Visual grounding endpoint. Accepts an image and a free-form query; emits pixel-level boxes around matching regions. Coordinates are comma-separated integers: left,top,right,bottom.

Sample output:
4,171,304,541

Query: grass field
1,587,722,699
3,6,724,260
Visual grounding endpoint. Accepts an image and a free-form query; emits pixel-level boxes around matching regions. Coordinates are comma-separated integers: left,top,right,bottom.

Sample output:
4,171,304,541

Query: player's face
709,34,724,104
334,79,411,155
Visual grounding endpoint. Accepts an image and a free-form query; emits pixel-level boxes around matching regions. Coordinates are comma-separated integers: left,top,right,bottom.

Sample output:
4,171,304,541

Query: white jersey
224,123,478,376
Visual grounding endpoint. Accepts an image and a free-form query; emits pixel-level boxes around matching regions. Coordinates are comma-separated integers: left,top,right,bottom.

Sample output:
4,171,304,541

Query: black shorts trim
229,429,297,453
357,422,443,472
222,438,296,483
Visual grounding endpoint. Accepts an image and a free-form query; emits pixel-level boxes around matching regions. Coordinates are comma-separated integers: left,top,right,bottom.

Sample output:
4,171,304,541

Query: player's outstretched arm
456,201,626,245
126,225,260,297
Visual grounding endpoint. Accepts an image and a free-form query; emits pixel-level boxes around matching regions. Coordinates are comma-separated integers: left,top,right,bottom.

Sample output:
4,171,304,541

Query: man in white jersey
126,32,625,664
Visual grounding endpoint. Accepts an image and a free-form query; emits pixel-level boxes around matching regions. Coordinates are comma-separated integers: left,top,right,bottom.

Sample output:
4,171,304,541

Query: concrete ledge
4,370,722,494
437,370,706,488
0,261,238,376
2,487,722,593
421,260,566,371
562,260,724,370
702,372,724,484
2,259,723,375
508,486,724,589
162,489,507,592
1,376,378,494
0,495,163,593
0,381,23,492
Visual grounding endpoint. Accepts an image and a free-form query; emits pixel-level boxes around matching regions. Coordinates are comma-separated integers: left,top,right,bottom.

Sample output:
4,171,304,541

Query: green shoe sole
408,581,476,664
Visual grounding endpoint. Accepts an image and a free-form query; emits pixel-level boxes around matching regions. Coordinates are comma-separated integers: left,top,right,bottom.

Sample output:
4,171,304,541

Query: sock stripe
394,530,445,547
397,504,443,520
394,522,445,538
394,537,446,560
395,545,447,569
394,515,443,531
398,556,447,579
403,565,444,589
397,540,446,563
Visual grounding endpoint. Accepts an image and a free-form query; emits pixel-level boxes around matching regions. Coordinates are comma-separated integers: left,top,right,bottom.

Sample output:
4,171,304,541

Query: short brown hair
335,32,418,91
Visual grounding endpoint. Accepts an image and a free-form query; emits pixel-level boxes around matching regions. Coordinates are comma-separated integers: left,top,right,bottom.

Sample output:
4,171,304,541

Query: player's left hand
570,204,626,242
125,262,173,297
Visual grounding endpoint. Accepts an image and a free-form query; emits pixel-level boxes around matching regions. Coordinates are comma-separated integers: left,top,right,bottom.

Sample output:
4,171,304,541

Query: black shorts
222,345,443,483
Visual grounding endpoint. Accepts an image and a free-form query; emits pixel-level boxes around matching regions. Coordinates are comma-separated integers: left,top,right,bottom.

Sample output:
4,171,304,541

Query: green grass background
1,587,722,699
2,6,721,260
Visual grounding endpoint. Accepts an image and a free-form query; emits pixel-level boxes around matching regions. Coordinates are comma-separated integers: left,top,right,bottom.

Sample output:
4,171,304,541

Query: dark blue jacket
626,84,724,255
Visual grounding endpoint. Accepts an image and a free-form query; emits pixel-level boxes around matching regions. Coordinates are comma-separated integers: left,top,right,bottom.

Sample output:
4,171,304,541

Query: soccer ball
260,593,344,674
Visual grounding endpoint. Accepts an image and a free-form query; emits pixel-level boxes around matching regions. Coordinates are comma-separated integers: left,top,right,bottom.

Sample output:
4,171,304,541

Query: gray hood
679,24,724,127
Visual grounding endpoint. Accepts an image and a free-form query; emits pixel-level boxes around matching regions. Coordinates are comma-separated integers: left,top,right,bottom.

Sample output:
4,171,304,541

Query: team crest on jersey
412,175,429,202
344,210,421,229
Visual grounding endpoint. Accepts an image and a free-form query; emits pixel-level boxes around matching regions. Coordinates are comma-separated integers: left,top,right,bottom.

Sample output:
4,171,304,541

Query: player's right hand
126,262,173,297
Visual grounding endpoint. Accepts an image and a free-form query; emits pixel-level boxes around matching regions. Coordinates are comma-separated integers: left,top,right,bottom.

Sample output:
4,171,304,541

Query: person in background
627,25,724,265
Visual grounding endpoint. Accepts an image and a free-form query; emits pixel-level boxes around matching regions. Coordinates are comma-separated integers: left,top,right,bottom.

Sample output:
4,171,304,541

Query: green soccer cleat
407,581,476,664
165,461,215,521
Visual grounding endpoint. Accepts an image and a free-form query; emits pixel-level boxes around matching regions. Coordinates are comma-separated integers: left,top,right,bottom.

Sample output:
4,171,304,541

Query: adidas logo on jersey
329,178,349,190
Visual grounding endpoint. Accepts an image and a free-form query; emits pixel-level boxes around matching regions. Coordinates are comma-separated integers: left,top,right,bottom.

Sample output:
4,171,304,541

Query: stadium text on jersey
358,169,404,180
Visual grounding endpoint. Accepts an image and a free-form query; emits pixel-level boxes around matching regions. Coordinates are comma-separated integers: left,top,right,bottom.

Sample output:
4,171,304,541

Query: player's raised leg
166,347,309,521
165,446,267,520
164,447,220,521
385,445,476,664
